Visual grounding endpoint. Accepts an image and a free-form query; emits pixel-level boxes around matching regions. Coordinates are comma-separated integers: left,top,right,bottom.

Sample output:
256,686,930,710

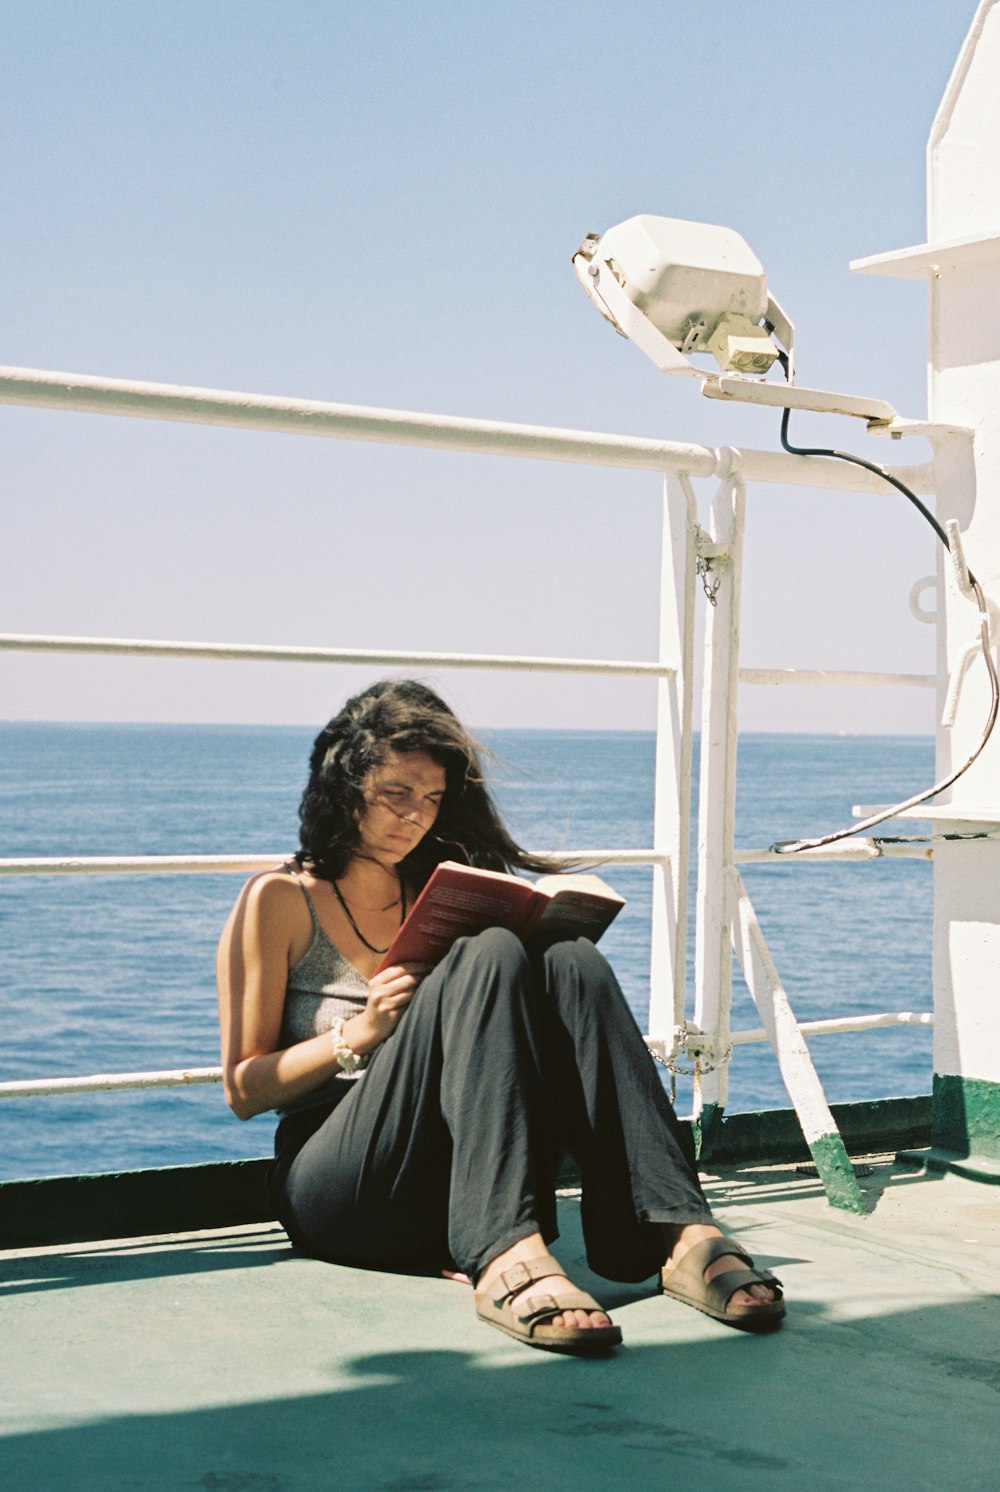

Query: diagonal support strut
728,867,867,1213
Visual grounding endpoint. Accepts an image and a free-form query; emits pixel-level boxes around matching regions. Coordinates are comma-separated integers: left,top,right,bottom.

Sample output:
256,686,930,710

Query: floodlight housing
573,214,793,379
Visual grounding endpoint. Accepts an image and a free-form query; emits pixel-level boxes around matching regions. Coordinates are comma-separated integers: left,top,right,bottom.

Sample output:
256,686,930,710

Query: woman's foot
475,1233,617,1338
662,1223,776,1305
660,1223,785,1330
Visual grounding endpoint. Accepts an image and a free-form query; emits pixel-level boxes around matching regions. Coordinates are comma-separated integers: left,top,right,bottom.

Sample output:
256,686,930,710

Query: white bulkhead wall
925,0,1000,1095
856,0,1000,1135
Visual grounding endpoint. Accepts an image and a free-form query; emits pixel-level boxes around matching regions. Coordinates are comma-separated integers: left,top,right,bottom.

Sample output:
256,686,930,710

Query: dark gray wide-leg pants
270,927,713,1284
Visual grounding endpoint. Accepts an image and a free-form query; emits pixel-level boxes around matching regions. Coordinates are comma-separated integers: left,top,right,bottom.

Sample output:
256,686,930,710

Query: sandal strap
662,1235,753,1278
703,1266,784,1310
699,1236,754,1270
495,1254,566,1303
665,1235,782,1295
661,1236,781,1297
705,1240,782,1293
489,1257,608,1324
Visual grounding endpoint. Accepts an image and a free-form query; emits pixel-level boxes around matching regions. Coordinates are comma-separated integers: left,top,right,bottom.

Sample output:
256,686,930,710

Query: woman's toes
576,1309,611,1329
540,1306,611,1330
529,1293,612,1331
546,1306,611,1329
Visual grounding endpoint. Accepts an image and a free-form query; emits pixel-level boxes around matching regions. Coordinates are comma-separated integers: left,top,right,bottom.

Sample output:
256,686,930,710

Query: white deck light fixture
573,215,794,379
574,214,898,425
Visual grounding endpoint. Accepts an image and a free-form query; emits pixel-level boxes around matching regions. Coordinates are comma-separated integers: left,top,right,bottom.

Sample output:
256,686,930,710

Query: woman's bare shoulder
226,867,307,933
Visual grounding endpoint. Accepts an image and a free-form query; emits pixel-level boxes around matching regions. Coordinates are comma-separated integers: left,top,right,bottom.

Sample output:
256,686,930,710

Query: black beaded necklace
331,877,408,956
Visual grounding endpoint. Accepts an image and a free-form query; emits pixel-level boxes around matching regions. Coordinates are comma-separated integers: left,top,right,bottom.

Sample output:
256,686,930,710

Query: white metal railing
0,365,936,492
739,668,935,689
730,1010,934,1045
0,848,664,877
0,366,939,1124
0,1011,936,1100
2,1068,222,1099
0,633,674,678
0,636,935,690
0,840,933,879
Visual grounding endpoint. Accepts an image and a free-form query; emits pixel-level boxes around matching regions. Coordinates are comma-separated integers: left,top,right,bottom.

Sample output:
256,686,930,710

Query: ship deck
2,1155,999,1491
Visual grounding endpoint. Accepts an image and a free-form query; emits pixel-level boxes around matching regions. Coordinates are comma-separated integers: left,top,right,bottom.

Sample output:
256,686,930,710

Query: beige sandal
476,1254,622,1354
660,1236,785,1331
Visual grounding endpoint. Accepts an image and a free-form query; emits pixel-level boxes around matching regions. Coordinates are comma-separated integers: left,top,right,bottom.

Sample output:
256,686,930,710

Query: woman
217,679,784,1354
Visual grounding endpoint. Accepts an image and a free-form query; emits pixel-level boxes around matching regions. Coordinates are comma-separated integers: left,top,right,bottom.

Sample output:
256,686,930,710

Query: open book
376,861,625,973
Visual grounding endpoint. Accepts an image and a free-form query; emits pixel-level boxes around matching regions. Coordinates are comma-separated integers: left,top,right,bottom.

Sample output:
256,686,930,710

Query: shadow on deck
2,1157,998,1490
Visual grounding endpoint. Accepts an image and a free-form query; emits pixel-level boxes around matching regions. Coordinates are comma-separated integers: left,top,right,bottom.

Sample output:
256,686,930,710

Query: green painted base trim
693,1101,725,1162
0,1158,273,1249
704,1095,931,1167
806,1130,866,1213
897,1145,1000,1185
932,1073,1000,1161
0,1095,934,1249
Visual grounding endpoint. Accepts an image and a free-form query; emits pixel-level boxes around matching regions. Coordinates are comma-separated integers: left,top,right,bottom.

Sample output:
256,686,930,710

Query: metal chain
695,554,721,607
656,1046,733,1077
648,1031,733,1077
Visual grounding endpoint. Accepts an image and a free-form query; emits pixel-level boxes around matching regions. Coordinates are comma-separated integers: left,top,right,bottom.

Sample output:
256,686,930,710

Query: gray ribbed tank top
275,878,371,1117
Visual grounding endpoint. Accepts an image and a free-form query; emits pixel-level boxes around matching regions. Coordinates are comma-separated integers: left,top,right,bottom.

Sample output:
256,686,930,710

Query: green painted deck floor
2,1157,999,1491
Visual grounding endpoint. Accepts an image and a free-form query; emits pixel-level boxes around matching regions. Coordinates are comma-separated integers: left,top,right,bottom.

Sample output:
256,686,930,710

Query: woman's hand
345,962,429,1053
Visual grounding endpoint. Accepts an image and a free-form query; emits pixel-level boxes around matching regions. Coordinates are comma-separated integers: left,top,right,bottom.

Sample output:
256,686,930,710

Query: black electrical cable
779,407,964,570
771,406,1000,854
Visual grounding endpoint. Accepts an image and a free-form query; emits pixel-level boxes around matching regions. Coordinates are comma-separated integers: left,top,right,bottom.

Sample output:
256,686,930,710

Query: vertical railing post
691,470,745,1150
649,474,697,1047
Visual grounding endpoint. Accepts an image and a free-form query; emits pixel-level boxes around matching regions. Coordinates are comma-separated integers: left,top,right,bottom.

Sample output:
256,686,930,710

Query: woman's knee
544,936,612,986
543,938,628,1013
460,924,531,976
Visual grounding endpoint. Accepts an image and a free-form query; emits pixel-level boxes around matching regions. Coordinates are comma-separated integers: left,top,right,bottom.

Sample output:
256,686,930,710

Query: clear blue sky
0,0,977,731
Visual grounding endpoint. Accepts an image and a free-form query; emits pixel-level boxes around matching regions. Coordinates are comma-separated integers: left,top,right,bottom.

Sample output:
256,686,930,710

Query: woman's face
356,750,447,866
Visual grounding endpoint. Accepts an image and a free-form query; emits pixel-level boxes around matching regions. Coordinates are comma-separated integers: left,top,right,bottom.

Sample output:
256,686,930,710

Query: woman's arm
216,873,422,1120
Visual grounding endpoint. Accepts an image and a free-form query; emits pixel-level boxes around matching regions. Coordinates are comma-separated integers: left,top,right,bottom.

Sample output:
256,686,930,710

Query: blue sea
0,724,935,1182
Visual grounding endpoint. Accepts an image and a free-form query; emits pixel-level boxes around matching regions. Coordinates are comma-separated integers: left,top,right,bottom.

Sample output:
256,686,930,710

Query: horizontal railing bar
0,365,935,494
0,1009,934,1097
0,848,669,876
731,1010,933,1044
0,841,941,875
0,633,674,678
0,1067,222,1099
735,841,933,862
0,854,290,876
0,638,937,693
739,668,935,689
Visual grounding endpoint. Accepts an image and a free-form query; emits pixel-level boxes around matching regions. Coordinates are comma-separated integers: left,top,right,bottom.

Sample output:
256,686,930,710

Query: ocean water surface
0,724,934,1180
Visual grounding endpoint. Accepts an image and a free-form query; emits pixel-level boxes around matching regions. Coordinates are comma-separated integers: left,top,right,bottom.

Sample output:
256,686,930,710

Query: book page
531,887,624,943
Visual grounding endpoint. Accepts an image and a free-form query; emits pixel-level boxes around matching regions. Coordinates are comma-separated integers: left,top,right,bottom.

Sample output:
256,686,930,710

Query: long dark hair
295,679,560,886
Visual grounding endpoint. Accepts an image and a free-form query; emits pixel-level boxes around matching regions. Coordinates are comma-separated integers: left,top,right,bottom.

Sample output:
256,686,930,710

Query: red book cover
377,862,624,972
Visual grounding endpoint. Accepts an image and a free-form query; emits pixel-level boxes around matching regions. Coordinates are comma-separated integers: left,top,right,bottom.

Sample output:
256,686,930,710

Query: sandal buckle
499,1261,532,1295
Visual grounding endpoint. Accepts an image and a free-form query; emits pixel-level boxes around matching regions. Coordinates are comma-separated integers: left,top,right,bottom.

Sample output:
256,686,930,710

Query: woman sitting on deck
216,679,784,1353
